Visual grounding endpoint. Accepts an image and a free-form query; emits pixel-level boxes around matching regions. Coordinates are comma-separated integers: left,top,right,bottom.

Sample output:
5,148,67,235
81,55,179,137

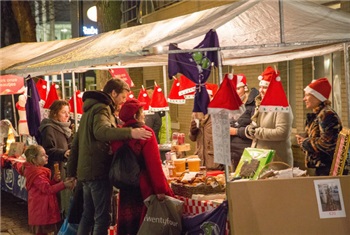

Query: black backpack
109,142,143,189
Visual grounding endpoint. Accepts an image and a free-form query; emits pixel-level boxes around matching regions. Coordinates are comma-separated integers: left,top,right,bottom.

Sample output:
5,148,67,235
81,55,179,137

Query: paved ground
1,191,32,235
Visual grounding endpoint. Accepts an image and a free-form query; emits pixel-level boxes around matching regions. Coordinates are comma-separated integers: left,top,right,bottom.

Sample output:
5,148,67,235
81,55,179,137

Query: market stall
1,1,350,234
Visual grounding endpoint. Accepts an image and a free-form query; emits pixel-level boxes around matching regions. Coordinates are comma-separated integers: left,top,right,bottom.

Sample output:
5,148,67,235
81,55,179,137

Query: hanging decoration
258,66,289,112
25,76,41,143
167,77,186,104
69,90,84,121
168,29,219,114
149,83,169,112
208,73,245,166
137,86,151,114
109,68,135,88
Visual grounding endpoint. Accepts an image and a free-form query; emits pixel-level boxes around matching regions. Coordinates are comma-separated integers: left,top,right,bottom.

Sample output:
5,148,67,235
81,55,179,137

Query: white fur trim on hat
304,86,326,102
259,80,270,87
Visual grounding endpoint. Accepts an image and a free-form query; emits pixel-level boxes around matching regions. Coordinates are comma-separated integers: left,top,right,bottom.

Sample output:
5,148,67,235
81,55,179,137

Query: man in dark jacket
66,78,152,235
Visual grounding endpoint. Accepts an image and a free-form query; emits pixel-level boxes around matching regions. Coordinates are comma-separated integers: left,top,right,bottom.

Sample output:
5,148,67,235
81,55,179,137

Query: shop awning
1,0,349,77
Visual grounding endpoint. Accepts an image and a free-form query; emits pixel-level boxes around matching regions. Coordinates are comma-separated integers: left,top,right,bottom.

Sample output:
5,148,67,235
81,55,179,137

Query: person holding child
21,144,74,235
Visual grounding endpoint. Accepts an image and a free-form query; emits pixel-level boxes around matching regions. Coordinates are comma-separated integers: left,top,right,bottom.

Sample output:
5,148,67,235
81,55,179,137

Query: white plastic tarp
1,0,350,76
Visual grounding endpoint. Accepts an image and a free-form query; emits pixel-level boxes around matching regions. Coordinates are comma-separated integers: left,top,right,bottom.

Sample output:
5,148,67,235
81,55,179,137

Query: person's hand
64,178,76,190
131,128,152,140
190,120,199,135
54,173,61,182
246,125,257,137
230,127,238,136
64,149,71,158
295,134,306,146
156,193,166,201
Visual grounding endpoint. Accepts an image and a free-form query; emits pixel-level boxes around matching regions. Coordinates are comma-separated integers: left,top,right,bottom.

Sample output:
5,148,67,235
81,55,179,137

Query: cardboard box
227,176,350,235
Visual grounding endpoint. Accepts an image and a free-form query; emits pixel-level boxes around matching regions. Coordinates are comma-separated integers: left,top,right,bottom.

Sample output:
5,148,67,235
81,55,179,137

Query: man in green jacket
66,78,151,235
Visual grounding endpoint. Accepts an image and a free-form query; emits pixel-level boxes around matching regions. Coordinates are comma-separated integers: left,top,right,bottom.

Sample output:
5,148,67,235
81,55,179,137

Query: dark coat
144,112,162,143
230,88,259,169
39,118,71,175
66,91,132,181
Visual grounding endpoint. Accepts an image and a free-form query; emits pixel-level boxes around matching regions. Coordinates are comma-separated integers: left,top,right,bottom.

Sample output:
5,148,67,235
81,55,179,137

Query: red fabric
137,88,151,111
206,83,219,97
22,162,65,226
260,71,289,109
69,90,83,114
208,74,244,112
43,83,59,109
306,78,331,101
149,84,169,111
168,77,186,104
35,78,47,101
179,75,196,96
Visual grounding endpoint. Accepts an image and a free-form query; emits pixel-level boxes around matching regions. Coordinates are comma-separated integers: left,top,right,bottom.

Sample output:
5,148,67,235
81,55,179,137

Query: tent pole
61,72,65,100
72,72,78,131
162,65,170,143
344,43,350,127
278,0,285,44
11,94,18,135
217,48,234,234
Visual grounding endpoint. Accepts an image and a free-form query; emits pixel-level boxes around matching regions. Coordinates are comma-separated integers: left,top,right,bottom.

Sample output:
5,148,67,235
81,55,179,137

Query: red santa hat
179,75,196,96
137,87,151,113
236,74,248,91
258,66,277,87
208,74,245,115
36,78,47,101
259,67,290,112
206,83,218,97
127,90,135,100
304,78,331,102
168,77,186,104
43,83,59,109
69,90,83,115
149,84,169,112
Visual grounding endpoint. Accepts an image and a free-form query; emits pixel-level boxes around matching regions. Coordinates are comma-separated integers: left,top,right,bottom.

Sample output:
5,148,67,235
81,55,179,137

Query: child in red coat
22,145,74,235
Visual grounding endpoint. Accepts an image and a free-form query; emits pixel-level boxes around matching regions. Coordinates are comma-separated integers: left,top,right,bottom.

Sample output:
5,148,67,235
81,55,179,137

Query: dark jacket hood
82,91,115,113
246,88,259,105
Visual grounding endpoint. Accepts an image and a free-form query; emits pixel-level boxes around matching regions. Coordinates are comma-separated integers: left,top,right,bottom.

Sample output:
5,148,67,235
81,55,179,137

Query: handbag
109,141,142,189
58,196,79,235
137,195,184,235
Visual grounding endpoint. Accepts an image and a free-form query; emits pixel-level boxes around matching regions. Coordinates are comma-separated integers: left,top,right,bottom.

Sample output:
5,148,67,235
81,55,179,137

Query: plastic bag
137,195,184,235
58,196,79,235
182,200,228,235
109,142,141,189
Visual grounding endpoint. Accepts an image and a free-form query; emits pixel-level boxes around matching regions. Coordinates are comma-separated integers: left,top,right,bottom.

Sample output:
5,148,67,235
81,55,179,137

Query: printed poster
211,110,231,166
314,179,346,219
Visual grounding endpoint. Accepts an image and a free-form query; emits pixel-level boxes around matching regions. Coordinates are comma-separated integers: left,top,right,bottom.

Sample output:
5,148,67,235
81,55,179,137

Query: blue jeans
77,179,112,235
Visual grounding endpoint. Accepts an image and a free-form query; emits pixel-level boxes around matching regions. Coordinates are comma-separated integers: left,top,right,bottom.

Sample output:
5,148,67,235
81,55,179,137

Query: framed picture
330,128,350,176
314,179,346,218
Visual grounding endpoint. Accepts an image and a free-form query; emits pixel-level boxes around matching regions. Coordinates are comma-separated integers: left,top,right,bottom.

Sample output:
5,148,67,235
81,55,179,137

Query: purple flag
168,29,220,114
26,77,42,143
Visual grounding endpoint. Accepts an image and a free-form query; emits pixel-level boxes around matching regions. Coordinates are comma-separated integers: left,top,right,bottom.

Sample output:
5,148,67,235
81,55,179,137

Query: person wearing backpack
111,98,174,235
66,79,152,235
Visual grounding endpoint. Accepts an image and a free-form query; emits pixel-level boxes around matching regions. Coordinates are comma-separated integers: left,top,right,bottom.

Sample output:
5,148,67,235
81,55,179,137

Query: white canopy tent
1,0,349,75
